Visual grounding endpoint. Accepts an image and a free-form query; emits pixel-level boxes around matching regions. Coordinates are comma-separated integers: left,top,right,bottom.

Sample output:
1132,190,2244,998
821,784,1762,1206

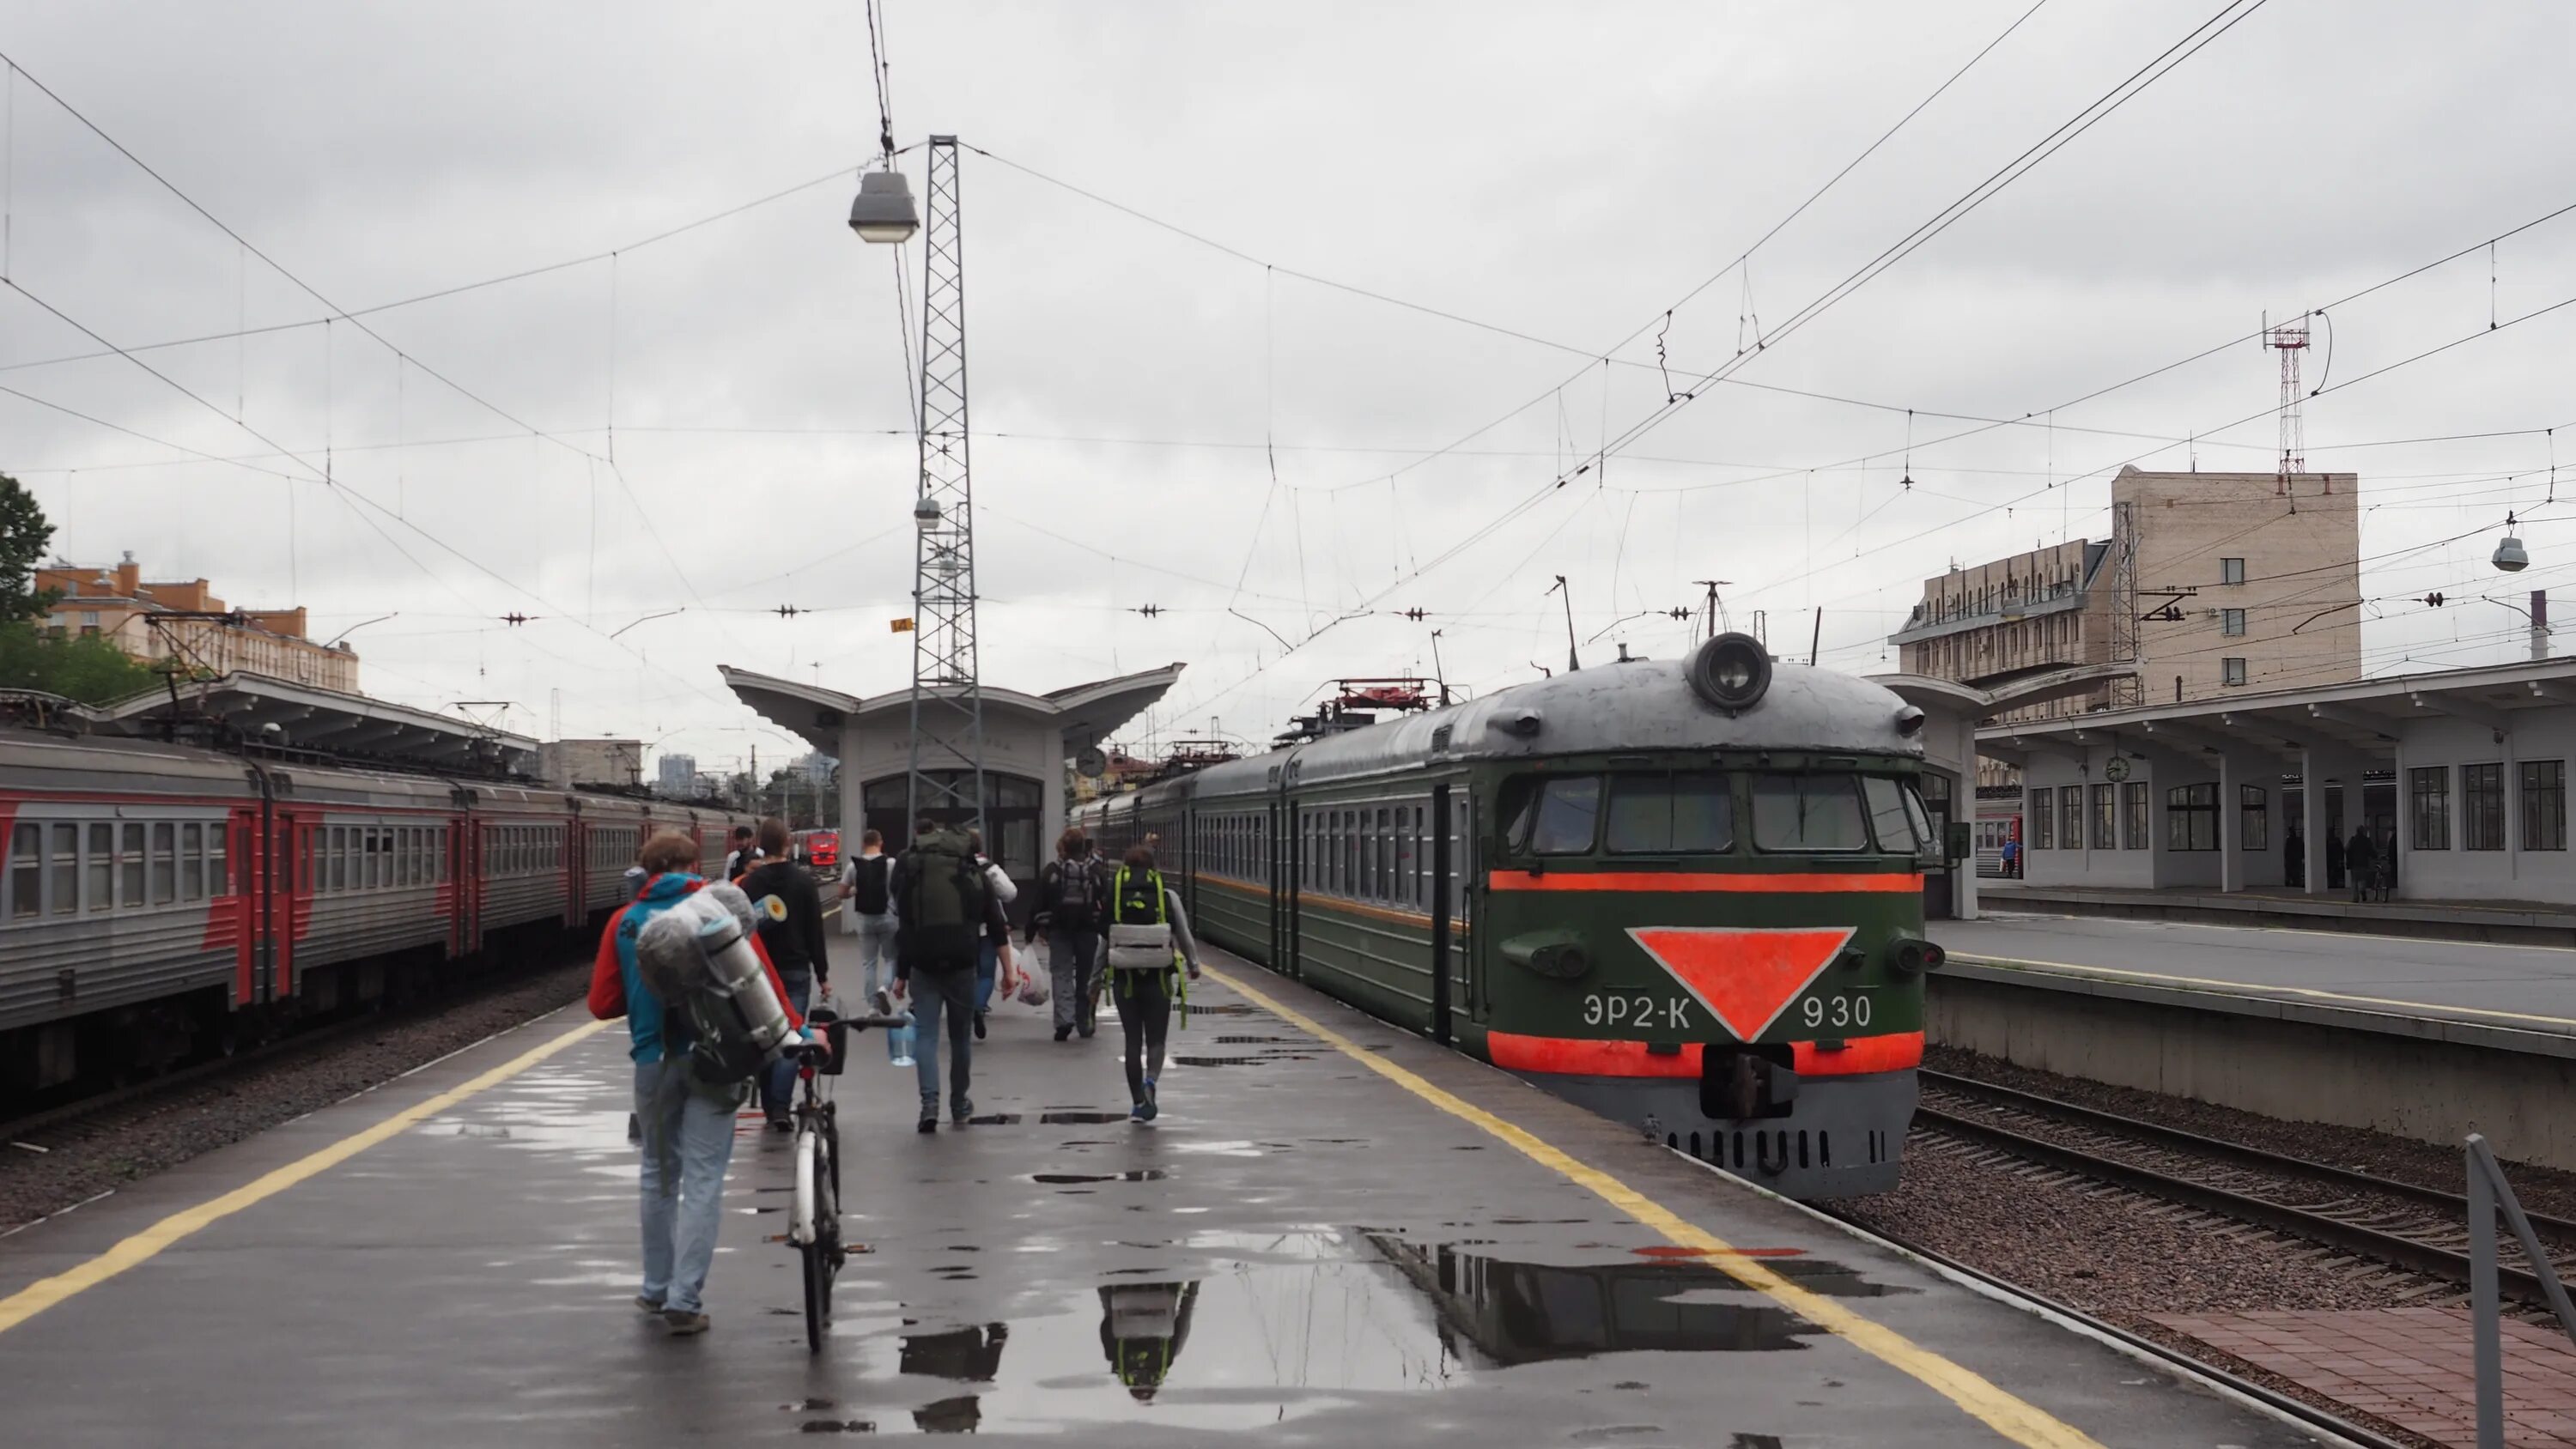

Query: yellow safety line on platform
0,1017,611,1336
1204,965,2107,1449
1953,953,2576,1031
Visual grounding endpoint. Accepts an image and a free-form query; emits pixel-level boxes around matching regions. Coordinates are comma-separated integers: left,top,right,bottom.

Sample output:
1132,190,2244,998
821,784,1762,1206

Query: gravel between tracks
0,958,590,1234
1833,1044,2576,1449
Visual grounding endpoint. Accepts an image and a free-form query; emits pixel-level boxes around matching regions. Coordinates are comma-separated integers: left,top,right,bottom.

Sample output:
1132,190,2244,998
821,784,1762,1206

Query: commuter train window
1504,775,1602,857
182,823,205,900
123,822,147,906
48,822,76,915
1607,773,1735,855
210,823,228,897
8,822,36,918
1749,774,1868,853
151,822,177,905
87,822,113,912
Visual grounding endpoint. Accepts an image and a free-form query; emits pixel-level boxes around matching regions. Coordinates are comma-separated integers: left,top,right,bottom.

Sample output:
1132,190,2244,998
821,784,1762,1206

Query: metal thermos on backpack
633,883,799,1084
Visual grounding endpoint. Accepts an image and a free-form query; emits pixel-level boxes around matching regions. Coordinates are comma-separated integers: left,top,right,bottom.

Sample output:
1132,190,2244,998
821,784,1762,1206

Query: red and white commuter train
0,727,751,1094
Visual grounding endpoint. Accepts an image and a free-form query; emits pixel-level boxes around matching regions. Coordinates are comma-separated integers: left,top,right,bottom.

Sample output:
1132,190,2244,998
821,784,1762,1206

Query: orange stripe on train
1485,870,1922,894
1488,1029,1923,1078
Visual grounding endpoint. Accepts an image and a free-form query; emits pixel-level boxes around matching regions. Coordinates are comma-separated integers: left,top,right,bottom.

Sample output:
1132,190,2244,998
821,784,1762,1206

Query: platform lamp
2494,512,2530,573
848,169,919,244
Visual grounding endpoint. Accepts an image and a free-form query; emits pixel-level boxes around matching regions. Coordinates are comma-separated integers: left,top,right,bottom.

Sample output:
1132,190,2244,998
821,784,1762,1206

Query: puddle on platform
1038,1111,1130,1125
1170,1053,1309,1068
827,1228,1841,1432
1030,1170,1170,1185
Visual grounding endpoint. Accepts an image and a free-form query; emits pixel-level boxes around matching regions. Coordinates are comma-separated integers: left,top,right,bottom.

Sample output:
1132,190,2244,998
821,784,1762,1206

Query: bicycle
787,989,911,1354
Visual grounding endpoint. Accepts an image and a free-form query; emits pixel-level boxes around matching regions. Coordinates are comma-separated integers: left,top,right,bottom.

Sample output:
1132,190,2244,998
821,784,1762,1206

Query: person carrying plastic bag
1101,844,1200,1123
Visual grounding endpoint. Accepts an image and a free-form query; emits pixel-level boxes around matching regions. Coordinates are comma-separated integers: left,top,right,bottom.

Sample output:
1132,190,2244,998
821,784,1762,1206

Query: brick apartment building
33,552,361,694
1891,467,2360,781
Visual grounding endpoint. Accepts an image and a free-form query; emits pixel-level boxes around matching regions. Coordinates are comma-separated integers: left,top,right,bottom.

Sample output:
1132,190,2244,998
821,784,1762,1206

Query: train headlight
1687,632,1772,713
1886,937,1947,974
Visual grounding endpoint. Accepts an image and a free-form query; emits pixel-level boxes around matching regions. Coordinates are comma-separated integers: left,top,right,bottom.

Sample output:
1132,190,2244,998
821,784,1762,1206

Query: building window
2523,761,2567,852
2409,766,2451,851
2089,784,2116,850
2461,763,2505,852
2027,790,2051,848
2221,608,2246,637
2219,557,2245,585
2221,657,2248,687
2122,780,2149,849
2059,786,2083,853
2239,785,2268,852
2166,783,2218,851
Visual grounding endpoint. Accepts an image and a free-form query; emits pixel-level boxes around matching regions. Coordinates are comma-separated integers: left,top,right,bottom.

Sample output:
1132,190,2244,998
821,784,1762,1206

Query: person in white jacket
968,830,1018,1040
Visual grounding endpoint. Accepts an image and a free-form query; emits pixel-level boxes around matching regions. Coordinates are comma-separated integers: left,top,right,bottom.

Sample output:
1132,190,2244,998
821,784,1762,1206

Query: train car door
1431,782,1453,1044
270,811,303,1003
1453,790,1479,1021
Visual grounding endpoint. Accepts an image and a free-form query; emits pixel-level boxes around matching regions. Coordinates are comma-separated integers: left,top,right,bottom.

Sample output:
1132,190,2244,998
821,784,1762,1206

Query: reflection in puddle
1030,1170,1170,1185
855,1229,1840,1432
1037,1111,1130,1125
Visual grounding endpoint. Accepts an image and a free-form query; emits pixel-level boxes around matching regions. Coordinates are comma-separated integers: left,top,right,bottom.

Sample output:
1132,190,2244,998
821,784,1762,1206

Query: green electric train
1074,634,1946,1199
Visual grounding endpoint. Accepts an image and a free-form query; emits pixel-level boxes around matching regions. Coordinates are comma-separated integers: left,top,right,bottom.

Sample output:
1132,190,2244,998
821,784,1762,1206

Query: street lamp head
913,494,942,531
848,169,919,244
2494,530,2530,573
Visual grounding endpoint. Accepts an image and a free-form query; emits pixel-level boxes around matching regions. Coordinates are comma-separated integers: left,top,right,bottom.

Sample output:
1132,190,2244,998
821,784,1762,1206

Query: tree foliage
0,472,59,626
0,625,164,706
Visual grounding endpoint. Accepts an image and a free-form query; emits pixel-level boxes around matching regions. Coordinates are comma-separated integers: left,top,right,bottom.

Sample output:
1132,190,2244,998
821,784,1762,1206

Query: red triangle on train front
1624,926,1856,1041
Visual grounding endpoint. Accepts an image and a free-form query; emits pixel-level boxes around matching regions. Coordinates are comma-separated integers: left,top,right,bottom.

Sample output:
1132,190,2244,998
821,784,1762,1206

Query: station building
718,663,1183,885
1979,657,2576,904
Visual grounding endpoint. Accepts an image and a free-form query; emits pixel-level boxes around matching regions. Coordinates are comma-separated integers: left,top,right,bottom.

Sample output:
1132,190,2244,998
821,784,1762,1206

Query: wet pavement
0,952,2332,1446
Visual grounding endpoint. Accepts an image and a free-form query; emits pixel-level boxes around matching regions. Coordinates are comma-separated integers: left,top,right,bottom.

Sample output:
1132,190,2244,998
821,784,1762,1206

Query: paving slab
0,950,2333,1446
2158,1307,2576,1447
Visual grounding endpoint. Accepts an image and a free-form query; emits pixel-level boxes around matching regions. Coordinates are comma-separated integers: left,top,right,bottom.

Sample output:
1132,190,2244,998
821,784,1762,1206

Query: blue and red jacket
589,873,803,1064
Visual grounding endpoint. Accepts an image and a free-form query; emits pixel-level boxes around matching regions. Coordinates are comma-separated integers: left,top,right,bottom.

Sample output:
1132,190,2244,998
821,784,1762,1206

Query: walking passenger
589,829,811,1335
966,830,1018,1040
721,825,756,881
839,828,899,1001
1103,846,1200,1123
1031,828,1106,1040
892,817,1015,1131
739,818,832,1131
2346,827,2378,903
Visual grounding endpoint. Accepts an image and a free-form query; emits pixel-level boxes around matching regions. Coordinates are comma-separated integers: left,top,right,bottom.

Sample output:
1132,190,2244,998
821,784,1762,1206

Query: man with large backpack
1103,845,1201,1123
839,828,898,1002
1031,827,1108,1041
890,816,1015,1132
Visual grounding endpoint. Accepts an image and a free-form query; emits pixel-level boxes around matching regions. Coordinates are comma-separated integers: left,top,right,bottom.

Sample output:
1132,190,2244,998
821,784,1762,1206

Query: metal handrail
2469,1133,2576,1448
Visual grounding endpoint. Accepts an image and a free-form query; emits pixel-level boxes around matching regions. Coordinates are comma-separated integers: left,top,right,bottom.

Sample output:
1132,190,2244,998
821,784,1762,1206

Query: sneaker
917,1117,938,1134
765,1113,792,1134
1054,1026,1072,1042
973,1010,987,1040
662,1310,711,1336
1078,1028,1095,1039
1130,1102,1151,1123
626,1113,641,1143
635,1294,664,1313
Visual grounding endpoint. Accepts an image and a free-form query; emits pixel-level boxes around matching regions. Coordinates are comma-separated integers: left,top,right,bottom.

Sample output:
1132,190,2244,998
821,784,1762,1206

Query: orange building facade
33,552,360,694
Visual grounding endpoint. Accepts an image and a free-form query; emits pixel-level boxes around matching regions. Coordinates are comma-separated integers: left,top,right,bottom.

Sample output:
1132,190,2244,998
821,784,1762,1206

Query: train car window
1506,776,1601,856
1859,777,1923,855
1606,773,1735,854
182,823,205,900
325,828,343,892
7,822,34,918
88,823,113,912
1370,808,1387,899
151,822,177,905
123,822,147,906
50,822,77,914
210,824,228,897
1749,774,1868,853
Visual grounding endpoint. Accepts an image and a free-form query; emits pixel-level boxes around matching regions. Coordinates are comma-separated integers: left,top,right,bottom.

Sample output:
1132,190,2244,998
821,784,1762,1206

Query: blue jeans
854,913,897,1000
975,938,1000,1012
633,1057,744,1314
908,961,976,1119
759,968,814,1119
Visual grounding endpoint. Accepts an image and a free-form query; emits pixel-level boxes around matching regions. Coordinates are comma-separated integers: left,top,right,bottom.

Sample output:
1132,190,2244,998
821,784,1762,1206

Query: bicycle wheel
802,1240,828,1354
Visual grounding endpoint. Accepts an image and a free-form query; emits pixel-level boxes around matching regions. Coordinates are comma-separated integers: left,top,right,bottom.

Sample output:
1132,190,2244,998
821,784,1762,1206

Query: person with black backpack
1030,827,1109,1041
738,818,832,1131
1103,845,1201,1122
839,828,898,1002
890,817,1017,1132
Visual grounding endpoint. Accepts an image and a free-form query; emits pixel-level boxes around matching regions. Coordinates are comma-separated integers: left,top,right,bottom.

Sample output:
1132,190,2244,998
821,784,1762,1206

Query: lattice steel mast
905,136,987,837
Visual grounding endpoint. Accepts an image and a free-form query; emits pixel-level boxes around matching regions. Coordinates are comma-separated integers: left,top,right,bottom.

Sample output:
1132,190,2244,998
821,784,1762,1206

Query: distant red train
795,829,840,870
0,727,752,1099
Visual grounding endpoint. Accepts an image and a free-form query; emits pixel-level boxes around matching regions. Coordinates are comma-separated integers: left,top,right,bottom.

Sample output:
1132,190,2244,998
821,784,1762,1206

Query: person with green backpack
1103,845,1201,1122
890,817,1017,1132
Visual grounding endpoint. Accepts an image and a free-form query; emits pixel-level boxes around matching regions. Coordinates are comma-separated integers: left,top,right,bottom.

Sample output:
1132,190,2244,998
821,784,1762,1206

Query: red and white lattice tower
2266,315,2309,495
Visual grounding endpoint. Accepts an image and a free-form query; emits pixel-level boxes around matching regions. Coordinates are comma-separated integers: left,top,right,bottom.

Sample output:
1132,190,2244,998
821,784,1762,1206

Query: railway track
1915,1068,2576,1310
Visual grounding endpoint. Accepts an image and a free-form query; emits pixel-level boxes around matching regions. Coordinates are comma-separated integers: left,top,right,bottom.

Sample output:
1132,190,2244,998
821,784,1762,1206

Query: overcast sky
5,1,2574,773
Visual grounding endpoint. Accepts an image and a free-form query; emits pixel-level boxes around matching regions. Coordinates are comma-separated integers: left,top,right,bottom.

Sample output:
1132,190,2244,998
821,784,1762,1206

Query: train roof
1154,656,1923,803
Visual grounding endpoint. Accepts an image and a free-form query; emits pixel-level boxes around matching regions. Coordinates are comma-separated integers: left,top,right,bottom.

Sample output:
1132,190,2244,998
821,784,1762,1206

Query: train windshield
1604,773,1733,854
1502,776,1601,855
1748,774,1869,852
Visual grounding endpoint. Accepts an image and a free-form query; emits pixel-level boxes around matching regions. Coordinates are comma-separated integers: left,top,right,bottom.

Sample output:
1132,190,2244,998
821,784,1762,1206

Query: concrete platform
0,951,2327,1446
1982,882,2576,949
1941,912,2576,1037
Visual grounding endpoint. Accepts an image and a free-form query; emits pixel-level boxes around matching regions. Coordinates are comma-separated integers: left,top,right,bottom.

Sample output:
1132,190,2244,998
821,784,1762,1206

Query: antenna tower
904,136,988,837
2264,314,2308,496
